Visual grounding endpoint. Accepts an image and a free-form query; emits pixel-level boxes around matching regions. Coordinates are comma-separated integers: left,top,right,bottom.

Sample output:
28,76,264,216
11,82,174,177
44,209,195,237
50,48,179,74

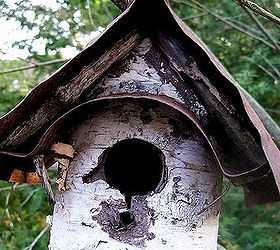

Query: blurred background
0,0,279,249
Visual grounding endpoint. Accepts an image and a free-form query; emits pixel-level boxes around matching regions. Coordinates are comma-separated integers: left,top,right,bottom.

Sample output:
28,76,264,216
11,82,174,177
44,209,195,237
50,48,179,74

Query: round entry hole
102,139,165,197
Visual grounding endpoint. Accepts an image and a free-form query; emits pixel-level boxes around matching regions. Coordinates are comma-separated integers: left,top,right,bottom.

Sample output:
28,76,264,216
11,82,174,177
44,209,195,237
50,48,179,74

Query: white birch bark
49,99,222,250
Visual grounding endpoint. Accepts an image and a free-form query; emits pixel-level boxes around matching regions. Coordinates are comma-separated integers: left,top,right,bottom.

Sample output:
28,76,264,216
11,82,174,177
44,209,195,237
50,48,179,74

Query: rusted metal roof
0,0,279,205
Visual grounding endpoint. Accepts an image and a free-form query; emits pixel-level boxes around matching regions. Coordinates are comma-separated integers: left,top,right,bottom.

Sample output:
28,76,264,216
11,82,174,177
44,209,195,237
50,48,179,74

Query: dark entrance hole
103,139,166,200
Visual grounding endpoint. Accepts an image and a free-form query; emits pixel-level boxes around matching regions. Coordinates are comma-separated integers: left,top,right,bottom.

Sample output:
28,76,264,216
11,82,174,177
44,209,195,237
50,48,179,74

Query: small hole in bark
116,211,135,230
103,139,166,197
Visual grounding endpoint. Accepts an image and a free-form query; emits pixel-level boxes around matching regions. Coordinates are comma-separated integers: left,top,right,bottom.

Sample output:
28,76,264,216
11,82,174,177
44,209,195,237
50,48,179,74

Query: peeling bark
49,99,222,250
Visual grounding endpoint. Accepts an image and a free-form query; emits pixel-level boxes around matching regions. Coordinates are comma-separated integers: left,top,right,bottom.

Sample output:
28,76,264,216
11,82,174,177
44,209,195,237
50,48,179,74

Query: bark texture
49,99,222,250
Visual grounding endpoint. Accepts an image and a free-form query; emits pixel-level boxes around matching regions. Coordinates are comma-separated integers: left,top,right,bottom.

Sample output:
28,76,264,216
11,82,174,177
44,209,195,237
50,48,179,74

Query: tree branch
256,52,280,79
242,6,280,52
22,225,50,250
0,183,18,226
178,0,277,50
0,49,38,66
181,13,207,21
86,0,96,29
234,0,280,26
0,58,69,75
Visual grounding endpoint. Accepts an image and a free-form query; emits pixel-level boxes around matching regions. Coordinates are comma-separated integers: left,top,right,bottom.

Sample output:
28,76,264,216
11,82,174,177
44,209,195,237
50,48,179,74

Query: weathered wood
1,31,142,150
49,100,222,249
88,38,209,124
156,31,268,180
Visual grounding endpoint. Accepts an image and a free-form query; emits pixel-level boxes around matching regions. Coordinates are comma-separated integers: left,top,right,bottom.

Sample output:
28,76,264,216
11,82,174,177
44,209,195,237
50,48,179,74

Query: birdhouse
1,0,280,249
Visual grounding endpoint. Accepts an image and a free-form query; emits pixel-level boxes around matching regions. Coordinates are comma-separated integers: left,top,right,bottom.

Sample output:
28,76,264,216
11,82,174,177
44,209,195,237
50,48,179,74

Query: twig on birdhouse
33,155,55,205
196,182,231,216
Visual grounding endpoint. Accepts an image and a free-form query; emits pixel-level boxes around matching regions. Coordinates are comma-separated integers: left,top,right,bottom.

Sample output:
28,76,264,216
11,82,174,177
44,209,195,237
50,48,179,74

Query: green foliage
0,0,280,249
0,182,52,249
220,187,280,250
0,60,33,116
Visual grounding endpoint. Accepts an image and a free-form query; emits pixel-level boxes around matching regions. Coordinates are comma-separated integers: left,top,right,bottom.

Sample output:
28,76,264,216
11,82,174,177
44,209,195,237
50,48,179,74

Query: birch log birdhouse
1,0,280,249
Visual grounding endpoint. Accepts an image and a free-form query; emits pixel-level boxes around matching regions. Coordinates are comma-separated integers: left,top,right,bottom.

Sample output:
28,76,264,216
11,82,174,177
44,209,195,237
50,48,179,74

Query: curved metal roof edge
166,3,280,192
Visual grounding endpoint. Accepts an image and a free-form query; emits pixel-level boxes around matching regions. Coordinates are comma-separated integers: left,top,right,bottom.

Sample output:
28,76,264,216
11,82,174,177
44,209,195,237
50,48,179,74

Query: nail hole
116,211,135,230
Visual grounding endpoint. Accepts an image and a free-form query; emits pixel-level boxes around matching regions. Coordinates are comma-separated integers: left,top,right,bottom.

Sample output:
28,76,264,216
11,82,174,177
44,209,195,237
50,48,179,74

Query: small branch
241,6,280,51
86,0,96,29
0,49,37,66
234,0,280,26
102,0,114,20
258,0,269,11
0,183,28,192
0,58,69,75
33,155,55,205
225,17,264,37
21,188,41,207
181,13,208,21
256,52,280,78
257,64,279,83
266,108,280,114
175,0,277,50
0,183,18,226
22,225,50,250
246,56,279,83
189,0,276,49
